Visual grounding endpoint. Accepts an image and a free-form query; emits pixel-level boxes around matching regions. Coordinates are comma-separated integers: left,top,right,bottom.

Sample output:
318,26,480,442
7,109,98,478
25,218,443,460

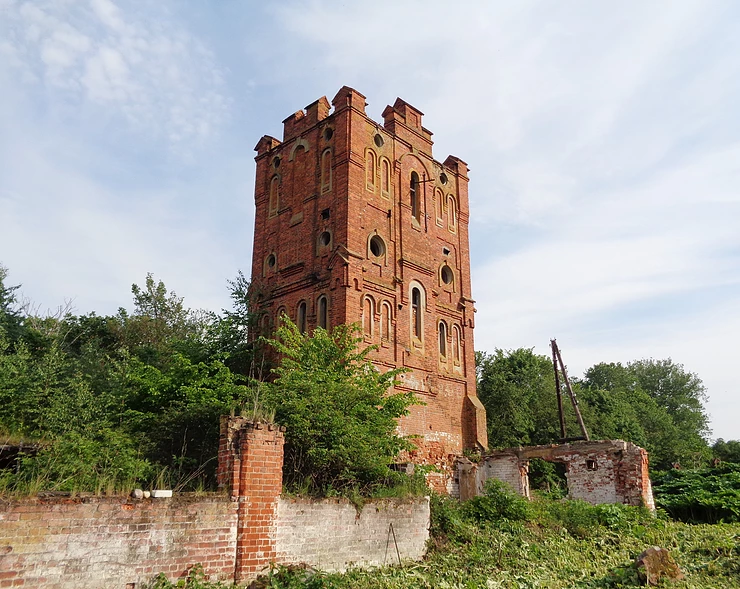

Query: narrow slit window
363,296,375,336
269,176,280,216
321,149,332,193
411,287,422,340
317,295,328,329
439,321,448,358
410,172,420,222
381,159,391,196
380,301,391,342
448,195,457,232
297,301,307,334
366,149,376,191
453,324,462,363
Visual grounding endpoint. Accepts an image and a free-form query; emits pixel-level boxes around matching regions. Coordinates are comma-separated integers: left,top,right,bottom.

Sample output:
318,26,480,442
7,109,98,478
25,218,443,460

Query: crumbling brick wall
458,440,654,510
0,417,431,588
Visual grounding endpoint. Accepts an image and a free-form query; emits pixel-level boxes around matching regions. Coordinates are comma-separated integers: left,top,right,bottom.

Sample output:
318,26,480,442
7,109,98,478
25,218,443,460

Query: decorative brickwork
251,87,487,485
458,440,655,510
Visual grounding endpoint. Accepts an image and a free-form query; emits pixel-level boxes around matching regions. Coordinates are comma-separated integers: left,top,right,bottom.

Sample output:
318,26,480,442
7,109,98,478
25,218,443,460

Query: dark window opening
319,231,331,247
439,321,447,357
297,302,307,334
321,208,330,220
317,296,328,329
441,265,454,285
586,459,598,471
324,128,334,141
411,287,422,339
410,172,420,221
374,134,384,148
266,254,276,268
369,235,385,258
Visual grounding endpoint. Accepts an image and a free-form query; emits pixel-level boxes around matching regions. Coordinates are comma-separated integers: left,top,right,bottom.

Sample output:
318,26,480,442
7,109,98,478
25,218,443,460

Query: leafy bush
464,479,533,523
653,464,740,523
264,319,419,496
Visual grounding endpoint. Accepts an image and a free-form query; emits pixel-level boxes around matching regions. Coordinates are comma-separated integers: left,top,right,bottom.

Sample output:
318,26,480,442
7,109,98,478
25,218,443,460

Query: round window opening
318,231,331,247
441,265,454,285
439,172,448,185
266,254,276,268
369,235,385,258
374,134,384,148
324,128,334,141
272,156,281,169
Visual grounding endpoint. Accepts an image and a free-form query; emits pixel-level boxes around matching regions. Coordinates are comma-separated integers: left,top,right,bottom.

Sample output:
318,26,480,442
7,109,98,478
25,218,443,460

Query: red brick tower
251,87,487,489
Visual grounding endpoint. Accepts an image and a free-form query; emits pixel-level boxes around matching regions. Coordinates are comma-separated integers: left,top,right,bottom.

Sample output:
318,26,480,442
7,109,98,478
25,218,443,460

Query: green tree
476,348,561,448
0,264,24,343
582,359,710,469
264,318,419,495
713,439,740,464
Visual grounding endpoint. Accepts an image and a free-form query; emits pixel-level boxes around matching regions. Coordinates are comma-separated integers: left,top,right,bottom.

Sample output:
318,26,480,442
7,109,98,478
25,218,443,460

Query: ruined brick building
250,87,487,486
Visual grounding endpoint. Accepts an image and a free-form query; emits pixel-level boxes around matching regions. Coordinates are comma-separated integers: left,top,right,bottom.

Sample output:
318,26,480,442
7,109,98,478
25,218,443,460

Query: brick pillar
222,419,285,584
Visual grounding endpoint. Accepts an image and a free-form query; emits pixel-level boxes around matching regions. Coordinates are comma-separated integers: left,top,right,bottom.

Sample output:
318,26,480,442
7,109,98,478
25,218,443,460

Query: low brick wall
0,494,237,589
276,496,430,572
0,419,432,587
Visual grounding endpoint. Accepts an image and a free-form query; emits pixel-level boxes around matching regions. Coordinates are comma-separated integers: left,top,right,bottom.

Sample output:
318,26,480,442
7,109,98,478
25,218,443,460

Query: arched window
410,171,420,222
363,296,375,336
366,149,376,191
439,321,448,358
269,176,280,217
448,195,458,233
297,301,307,334
411,285,423,341
317,295,328,330
452,324,462,364
435,188,444,226
321,149,332,193
381,158,391,197
380,301,392,342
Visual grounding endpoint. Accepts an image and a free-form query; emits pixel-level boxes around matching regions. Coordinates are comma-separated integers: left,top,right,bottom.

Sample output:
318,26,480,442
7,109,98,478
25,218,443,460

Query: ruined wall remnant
0,417,431,588
457,440,654,510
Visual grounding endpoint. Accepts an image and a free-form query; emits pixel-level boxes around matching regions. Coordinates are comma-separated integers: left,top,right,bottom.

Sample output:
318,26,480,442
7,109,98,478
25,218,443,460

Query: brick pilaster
224,419,285,583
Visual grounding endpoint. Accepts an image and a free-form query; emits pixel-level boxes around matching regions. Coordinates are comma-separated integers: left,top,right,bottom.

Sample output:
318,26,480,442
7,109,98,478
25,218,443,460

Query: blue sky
1,1,738,440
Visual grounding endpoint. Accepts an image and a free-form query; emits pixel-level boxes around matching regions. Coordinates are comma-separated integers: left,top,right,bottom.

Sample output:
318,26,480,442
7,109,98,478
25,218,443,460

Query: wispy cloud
1,0,229,156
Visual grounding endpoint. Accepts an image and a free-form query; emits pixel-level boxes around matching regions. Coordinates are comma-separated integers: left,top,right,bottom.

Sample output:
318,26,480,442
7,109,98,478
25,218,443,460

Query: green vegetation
653,463,740,524
264,318,419,496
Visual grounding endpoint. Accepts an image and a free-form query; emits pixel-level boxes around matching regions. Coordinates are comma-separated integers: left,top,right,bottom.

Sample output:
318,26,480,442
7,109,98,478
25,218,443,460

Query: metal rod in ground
384,523,391,565
551,339,567,439
390,522,401,566
553,340,590,441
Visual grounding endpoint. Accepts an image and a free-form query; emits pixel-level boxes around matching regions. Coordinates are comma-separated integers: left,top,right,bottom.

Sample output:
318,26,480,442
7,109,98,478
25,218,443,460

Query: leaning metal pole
551,339,590,441
551,340,567,439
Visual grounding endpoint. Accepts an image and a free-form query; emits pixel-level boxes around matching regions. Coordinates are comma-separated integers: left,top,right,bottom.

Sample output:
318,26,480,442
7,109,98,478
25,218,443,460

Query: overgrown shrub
464,479,533,523
264,319,419,496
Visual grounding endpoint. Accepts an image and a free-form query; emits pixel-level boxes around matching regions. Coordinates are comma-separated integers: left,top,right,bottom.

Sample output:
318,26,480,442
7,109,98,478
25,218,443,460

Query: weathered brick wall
0,417,432,587
275,497,430,572
0,495,237,589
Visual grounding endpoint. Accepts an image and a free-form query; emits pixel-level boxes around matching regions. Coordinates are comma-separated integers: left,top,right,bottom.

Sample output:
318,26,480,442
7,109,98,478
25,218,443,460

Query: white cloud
1,0,230,155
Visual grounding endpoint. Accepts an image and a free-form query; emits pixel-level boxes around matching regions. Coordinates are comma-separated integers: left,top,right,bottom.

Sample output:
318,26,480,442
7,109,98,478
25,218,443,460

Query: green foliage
465,479,533,523
476,348,561,448
264,318,419,496
581,360,710,469
146,564,229,589
653,464,740,523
